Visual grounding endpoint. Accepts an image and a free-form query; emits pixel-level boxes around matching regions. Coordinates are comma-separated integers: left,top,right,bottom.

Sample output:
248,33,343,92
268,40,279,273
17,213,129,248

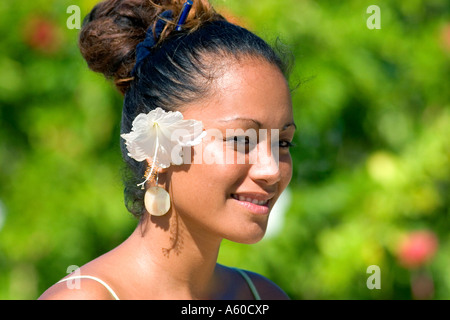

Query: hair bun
79,0,224,94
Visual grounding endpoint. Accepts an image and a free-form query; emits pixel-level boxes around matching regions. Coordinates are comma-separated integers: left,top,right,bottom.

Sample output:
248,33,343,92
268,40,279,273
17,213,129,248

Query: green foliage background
0,0,448,299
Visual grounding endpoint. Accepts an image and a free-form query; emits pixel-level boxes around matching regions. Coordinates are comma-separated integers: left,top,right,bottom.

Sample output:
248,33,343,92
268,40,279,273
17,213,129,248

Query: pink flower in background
23,16,62,54
397,230,438,269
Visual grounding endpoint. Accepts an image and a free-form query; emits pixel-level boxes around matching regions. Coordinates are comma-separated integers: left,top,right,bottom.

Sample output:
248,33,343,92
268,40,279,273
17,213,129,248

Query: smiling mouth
230,194,271,206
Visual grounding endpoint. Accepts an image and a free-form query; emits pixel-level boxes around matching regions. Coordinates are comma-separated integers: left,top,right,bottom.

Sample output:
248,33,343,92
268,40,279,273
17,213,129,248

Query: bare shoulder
38,277,117,300
38,276,117,300
38,260,119,300
39,246,125,300
242,269,290,300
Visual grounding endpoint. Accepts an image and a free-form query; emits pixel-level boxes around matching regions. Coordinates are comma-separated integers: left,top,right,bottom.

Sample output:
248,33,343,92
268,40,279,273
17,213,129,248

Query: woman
39,0,295,300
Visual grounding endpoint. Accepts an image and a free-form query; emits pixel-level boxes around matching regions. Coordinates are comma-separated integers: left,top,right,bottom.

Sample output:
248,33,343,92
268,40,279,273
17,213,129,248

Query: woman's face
168,58,295,244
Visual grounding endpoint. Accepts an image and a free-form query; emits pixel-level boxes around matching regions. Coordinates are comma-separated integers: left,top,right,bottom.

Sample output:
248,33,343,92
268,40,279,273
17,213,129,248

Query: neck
123,211,222,299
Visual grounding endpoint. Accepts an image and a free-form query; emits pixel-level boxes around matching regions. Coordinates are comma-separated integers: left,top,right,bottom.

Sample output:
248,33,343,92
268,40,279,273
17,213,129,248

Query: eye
235,136,247,143
279,140,295,149
226,136,252,144
225,136,255,153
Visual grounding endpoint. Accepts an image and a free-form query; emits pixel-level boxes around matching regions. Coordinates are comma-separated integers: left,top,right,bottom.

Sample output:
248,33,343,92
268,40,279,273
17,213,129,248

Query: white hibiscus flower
121,107,206,186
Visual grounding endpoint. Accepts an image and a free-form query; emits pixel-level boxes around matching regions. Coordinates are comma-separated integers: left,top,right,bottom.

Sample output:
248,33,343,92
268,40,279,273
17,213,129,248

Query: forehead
182,59,293,129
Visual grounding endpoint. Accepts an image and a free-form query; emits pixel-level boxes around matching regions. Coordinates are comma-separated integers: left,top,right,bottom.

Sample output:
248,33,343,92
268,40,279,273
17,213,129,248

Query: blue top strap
233,268,262,300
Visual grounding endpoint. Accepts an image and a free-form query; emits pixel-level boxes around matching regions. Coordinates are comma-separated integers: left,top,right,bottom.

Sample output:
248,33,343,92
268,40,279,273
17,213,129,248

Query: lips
231,194,270,206
230,193,275,215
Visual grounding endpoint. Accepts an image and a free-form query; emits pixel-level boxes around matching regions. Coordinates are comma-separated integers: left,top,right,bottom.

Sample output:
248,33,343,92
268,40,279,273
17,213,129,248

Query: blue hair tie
176,0,193,31
132,10,173,76
132,1,194,76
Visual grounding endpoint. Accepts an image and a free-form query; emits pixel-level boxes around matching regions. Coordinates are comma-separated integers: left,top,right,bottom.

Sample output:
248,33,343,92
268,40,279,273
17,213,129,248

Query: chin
225,222,268,244
236,234,266,245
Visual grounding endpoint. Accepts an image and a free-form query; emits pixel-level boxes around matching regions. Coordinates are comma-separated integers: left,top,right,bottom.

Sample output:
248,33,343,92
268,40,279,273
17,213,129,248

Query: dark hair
79,0,291,218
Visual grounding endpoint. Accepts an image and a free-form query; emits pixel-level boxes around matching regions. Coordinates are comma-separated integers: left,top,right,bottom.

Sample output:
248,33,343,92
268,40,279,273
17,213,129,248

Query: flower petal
121,107,205,167
168,119,205,147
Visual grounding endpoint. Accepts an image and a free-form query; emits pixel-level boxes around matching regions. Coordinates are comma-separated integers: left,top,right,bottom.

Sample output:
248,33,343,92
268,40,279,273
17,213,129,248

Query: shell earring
144,185,171,217
120,108,206,217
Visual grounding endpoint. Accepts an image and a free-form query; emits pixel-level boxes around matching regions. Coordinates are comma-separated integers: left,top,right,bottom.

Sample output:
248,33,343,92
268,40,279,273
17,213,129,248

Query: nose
248,141,281,186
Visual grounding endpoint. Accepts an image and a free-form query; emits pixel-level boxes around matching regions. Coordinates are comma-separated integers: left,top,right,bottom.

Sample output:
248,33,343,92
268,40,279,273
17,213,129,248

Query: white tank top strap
57,275,120,300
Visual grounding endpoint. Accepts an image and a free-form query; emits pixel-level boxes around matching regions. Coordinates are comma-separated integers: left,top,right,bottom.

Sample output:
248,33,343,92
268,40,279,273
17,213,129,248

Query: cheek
279,154,293,190
170,143,233,212
169,161,244,216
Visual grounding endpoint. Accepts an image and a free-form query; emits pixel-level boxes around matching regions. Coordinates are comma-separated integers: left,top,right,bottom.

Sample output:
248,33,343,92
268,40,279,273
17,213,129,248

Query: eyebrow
218,117,297,131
